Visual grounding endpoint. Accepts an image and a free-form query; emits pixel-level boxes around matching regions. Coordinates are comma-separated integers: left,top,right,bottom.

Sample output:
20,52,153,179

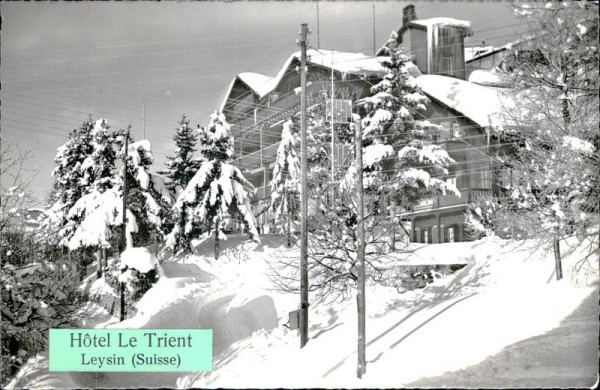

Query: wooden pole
299,23,310,349
122,128,129,251
214,217,220,260
331,52,335,188
120,127,130,322
355,117,366,378
554,237,563,280
372,2,376,55
390,196,397,251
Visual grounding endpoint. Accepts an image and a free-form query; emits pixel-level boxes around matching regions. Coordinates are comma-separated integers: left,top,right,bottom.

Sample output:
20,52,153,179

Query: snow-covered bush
464,195,527,240
105,247,160,309
268,175,393,302
1,262,82,385
105,263,159,305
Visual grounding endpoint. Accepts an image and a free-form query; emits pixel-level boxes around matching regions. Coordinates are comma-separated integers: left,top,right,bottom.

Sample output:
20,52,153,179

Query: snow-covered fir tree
81,119,117,193
119,131,173,246
158,114,201,195
47,117,95,241
167,111,259,258
65,128,171,252
269,119,300,247
359,32,457,208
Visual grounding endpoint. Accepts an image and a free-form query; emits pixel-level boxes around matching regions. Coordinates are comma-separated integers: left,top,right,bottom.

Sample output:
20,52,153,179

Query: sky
1,1,524,204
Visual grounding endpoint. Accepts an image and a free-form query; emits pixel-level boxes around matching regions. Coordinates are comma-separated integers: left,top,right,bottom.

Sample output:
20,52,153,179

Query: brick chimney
377,4,418,55
402,5,417,28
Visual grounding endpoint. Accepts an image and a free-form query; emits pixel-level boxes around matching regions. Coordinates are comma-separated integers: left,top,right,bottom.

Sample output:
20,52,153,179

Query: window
441,54,453,76
446,177,457,188
440,122,451,141
473,170,493,189
447,226,455,243
451,122,463,138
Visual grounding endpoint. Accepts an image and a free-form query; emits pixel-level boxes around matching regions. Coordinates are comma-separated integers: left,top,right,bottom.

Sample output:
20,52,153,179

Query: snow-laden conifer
47,117,95,240
65,130,172,251
167,111,259,258
269,119,300,247
359,32,457,206
80,119,117,192
158,114,201,195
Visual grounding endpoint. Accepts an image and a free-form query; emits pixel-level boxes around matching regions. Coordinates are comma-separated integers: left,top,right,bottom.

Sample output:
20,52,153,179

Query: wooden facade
400,87,513,244
221,52,383,230
219,7,512,242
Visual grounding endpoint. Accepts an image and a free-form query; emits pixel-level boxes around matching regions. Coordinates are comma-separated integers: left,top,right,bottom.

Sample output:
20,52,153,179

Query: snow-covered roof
410,17,472,32
415,75,514,128
220,49,388,111
237,72,278,99
464,46,496,62
468,69,511,88
466,36,535,64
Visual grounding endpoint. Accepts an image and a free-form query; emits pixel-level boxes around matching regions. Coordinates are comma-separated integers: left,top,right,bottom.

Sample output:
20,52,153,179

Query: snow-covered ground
7,234,599,388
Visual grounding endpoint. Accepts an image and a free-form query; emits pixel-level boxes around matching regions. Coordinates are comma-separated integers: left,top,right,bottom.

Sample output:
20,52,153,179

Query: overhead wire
4,19,526,182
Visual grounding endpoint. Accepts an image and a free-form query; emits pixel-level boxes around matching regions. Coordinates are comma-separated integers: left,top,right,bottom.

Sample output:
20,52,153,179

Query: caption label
49,329,212,372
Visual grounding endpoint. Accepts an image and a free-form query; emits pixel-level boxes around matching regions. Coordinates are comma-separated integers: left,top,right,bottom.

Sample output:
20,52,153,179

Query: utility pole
143,102,146,139
316,1,320,49
390,191,397,251
331,52,335,192
372,2,376,55
120,127,130,322
299,23,310,349
354,116,366,378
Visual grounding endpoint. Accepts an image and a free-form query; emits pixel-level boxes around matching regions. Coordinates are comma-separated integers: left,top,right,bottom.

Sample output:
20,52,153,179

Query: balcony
231,141,280,171
412,189,491,212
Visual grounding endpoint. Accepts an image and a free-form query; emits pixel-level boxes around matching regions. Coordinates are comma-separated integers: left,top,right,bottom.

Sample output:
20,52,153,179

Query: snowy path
408,287,599,388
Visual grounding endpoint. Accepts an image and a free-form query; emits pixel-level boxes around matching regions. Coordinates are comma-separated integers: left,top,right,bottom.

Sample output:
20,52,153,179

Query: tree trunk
102,247,108,270
96,249,103,278
287,217,291,248
562,97,570,128
390,197,397,251
287,194,292,247
214,217,220,260
554,237,563,281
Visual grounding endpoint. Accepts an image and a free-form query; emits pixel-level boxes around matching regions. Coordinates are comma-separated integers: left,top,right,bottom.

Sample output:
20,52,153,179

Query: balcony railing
413,189,491,212
231,141,280,171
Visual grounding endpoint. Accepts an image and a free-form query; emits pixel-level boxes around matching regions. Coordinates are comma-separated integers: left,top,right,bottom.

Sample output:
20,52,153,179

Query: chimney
402,5,417,27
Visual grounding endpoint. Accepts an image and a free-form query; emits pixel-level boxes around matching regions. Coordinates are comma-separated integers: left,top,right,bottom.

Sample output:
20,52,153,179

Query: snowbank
10,234,598,388
120,246,161,274
176,235,597,388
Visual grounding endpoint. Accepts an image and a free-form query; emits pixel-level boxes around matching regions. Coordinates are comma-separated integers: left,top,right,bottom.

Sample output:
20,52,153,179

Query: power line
3,39,293,67
6,29,297,57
